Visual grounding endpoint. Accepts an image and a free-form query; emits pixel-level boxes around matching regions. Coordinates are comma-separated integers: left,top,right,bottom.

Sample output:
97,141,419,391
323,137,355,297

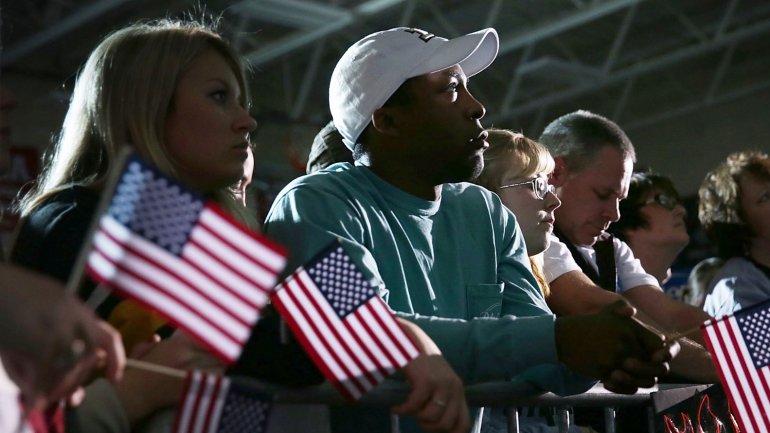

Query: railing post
604,407,616,433
505,407,519,433
390,414,400,433
647,406,655,433
556,407,570,433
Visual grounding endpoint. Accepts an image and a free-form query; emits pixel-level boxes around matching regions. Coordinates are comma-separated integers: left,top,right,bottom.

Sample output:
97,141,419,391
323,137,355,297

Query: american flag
702,299,770,433
271,241,420,400
173,371,272,433
85,155,287,364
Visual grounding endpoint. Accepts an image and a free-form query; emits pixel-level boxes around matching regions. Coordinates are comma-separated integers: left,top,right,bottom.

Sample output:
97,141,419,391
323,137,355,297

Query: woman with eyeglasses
473,129,561,296
607,171,690,288
698,150,770,317
475,129,603,433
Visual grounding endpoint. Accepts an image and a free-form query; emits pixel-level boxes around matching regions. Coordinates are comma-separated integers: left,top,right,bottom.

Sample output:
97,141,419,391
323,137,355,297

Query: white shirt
544,234,658,293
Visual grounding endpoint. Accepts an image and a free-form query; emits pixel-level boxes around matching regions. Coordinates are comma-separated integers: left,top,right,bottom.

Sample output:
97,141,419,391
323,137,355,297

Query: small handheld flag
702,299,770,433
173,371,272,433
85,154,286,364
271,241,419,400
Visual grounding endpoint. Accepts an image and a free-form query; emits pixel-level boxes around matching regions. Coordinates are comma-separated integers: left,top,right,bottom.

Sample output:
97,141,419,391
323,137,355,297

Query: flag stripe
703,312,770,433
207,379,230,432
719,317,758,433
91,228,251,334
90,225,250,338
346,312,396,375
294,271,379,388
201,375,225,433
200,205,286,272
341,312,387,381
194,216,278,289
173,370,270,433
704,321,755,433
88,250,241,362
272,282,361,399
189,220,275,296
191,374,213,433
354,304,402,371
725,317,770,431
372,298,420,359
270,243,420,401
173,371,200,433
181,242,266,310
98,216,260,322
724,317,770,431
370,298,420,361
84,156,286,366
280,273,368,397
193,373,212,433
85,155,285,363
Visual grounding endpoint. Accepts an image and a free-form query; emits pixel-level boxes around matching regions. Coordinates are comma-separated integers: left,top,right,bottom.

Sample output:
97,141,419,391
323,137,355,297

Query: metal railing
238,378,678,433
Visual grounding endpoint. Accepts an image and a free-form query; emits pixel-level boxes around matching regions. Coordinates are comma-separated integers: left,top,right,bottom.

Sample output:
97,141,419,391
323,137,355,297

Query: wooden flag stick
125,359,187,379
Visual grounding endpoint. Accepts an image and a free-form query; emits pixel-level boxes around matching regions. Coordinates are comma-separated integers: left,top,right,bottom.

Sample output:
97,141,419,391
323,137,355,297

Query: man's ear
551,156,570,187
371,107,400,138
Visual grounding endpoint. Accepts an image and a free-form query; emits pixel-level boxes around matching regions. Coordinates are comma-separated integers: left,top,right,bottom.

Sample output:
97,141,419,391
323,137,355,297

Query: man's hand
555,299,679,394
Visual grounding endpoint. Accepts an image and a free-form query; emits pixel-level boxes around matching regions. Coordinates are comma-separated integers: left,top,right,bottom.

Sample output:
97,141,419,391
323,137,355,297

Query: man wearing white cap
265,27,676,432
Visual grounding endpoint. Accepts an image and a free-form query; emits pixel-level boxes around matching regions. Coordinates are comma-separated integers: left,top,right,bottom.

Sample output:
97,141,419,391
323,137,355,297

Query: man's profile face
390,65,489,184
553,145,633,246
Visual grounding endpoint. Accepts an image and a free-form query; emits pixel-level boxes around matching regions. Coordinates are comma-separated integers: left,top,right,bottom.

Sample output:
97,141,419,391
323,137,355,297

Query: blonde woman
12,19,256,352
7,18,257,431
474,128,561,297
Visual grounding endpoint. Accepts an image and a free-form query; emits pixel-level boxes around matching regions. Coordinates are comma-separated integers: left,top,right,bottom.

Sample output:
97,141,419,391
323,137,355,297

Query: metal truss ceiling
4,0,770,137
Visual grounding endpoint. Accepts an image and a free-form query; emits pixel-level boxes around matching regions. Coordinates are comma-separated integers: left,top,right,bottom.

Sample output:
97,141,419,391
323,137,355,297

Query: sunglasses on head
644,193,680,210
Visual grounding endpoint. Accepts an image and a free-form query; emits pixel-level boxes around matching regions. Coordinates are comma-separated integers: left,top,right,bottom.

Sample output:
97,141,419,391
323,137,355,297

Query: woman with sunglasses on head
699,150,770,317
607,171,690,288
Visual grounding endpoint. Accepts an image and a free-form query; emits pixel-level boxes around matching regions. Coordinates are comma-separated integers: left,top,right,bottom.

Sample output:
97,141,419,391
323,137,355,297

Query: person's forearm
395,312,559,384
667,337,718,383
634,309,716,382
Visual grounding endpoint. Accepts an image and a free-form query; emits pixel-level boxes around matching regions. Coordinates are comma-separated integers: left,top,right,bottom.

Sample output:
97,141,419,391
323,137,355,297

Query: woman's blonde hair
18,18,254,224
474,128,555,297
475,128,555,195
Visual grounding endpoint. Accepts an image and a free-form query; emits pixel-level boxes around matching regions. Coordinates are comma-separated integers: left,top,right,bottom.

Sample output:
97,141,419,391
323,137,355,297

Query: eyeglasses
644,193,680,210
499,176,555,200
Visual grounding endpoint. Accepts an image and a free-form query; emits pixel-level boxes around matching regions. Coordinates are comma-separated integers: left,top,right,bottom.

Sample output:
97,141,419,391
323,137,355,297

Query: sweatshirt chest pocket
466,283,504,319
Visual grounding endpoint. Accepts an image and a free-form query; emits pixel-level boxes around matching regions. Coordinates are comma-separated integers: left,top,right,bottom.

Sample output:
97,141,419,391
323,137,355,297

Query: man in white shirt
538,110,717,383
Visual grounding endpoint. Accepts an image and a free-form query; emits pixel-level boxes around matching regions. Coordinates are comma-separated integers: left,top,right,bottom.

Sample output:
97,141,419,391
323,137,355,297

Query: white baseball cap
329,27,499,151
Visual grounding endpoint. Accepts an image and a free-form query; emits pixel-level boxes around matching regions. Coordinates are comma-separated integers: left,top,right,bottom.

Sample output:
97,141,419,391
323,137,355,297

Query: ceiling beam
234,0,347,29
490,16,770,121
1,0,134,66
602,3,637,73
244,0,407,67
497,0,645,56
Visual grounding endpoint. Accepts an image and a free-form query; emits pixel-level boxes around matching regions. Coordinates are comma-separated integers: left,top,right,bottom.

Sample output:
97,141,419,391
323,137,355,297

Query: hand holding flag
270,241,419,400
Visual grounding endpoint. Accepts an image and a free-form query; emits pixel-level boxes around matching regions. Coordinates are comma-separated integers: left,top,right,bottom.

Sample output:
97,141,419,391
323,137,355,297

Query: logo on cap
404,28,435,42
